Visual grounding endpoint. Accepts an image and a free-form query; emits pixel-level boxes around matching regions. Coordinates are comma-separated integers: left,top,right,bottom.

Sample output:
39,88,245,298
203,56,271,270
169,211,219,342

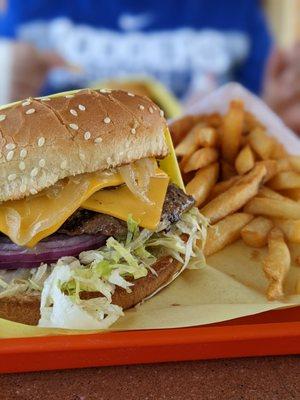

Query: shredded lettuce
0,263,49,299
0,207,208,330
125,214,139,246
39,260,123,330
146,208,208,268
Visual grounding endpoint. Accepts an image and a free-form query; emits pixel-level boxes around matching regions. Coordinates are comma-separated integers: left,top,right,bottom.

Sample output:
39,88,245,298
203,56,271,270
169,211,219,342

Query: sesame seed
100,89,111,93
149,107,154,114
37,137,45,147
30,168,39,177
78,104,86,111
69,123,79,130
0,115,6,122
139,105,145,110
103,170,113,176
70,109,78,116
20,148,27,159
6,151,14,161
40,97,51,101
20,184,26,193
30,188,38,195
131,128,136,134
22,100,31,106
127,92,135,97
160,110,164,117
65,94,74,98
79,153,85,161
94,137,102,143
39,159,45,168
8,174,16,181
84,131,91,140
104,117,111,124
60,160,67,169
26,108,35,115
19,161,25,171
106,157,112,164
5,143,16,150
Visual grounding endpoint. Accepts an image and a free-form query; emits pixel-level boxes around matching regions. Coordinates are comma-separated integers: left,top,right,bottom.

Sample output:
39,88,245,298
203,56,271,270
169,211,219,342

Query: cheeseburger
0,89,206,330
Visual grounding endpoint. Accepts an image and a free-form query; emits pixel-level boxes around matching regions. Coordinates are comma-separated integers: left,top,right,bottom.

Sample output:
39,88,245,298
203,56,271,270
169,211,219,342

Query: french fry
257,186,286,200
288,156,300,173
181,170,196,185
280,188,300,201
221,100,244,163
183,148,218,173
248,128,274,160
273,219,300,243
244,111,265,132
204,213,253,256
186,163,219,207
240,135,248,148
196,127,218,147
180,153,193,170
235,145,255,175
257,160,278,182
208,176,240,200
276,158,291,172
197,113,223,128
241,217,273,248
201,164,266,223
270,138,288,159
179,127,219,168
268,171,300,190
244,196,300,220
173,101,298,302
221,160,236,180
175,122,205,157
170,115,198,146
257,159,290,185
263,228,290,300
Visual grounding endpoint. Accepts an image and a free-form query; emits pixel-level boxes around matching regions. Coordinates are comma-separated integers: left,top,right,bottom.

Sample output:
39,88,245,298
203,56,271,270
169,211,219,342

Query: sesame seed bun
0,256,181,326
0,89,168,202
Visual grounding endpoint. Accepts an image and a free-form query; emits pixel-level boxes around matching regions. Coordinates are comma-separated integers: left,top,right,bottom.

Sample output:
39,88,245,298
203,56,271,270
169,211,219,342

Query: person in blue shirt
0,0,299,132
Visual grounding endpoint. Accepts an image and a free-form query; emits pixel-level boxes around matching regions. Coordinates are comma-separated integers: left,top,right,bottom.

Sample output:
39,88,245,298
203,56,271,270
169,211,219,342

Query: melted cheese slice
83,172,169,230
0,171,123,247
0,129,182,248
0,169,168,247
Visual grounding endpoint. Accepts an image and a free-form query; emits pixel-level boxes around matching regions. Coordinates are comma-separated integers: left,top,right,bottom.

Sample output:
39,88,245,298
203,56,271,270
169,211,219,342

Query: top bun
0,89,168,202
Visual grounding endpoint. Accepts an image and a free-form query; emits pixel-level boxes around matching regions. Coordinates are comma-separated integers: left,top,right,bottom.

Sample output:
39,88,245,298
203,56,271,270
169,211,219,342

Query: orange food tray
1,307,300,373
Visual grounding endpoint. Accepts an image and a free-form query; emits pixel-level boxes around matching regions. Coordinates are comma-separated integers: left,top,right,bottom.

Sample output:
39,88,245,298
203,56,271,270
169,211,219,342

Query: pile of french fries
171,100,300,301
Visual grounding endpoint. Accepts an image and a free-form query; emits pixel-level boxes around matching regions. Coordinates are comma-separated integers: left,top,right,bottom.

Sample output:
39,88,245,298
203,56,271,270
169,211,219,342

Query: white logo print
118,13,154,31
18,18,249,98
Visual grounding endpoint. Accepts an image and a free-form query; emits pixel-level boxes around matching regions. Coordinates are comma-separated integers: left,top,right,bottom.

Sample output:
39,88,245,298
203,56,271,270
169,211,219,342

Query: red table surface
1,356,300,400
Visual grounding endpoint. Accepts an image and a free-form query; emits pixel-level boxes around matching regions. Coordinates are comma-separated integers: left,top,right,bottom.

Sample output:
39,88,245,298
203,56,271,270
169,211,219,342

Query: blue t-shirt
0,0,272,96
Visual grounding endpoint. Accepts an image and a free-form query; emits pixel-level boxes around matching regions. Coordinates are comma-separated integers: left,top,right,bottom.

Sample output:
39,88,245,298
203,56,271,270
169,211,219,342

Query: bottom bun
0,256,181,326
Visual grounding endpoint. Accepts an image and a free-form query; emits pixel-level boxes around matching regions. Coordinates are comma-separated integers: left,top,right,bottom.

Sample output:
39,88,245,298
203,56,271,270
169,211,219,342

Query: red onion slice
0,234,107,270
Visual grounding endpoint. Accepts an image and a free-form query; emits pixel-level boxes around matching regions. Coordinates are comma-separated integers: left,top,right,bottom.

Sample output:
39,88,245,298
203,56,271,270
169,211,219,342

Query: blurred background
0,0,299,132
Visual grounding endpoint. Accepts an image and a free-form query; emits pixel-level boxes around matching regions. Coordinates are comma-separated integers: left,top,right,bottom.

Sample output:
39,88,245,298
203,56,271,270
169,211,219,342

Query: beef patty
59,184,194,238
